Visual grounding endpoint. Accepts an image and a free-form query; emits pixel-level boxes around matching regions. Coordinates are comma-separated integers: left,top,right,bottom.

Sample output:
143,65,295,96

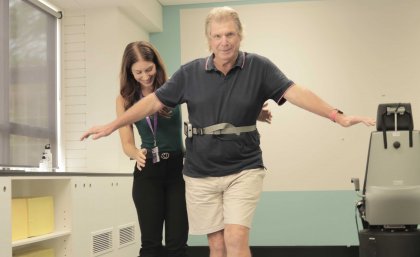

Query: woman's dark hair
119,41,168,110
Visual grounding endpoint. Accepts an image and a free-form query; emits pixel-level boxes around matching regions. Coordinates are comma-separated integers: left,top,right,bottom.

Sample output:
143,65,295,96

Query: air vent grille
119,223,136,248
92,228,113,256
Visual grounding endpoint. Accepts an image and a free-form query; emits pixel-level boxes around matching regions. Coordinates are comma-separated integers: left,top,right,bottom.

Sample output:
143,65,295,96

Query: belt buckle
161,152,170,159
197,128,204,136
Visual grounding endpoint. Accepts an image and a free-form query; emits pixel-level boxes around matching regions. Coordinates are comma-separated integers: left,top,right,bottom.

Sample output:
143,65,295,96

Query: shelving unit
12,229,71,248
0,172,140,257
9,176,72,257
0,176,12,257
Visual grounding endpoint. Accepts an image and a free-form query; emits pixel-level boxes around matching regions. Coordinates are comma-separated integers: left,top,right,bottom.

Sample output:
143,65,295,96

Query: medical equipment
351,103,420,257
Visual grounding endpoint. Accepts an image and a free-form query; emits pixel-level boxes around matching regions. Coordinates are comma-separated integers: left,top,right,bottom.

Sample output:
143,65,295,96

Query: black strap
409,130,413,147
407,111,414,148
381,112,388,149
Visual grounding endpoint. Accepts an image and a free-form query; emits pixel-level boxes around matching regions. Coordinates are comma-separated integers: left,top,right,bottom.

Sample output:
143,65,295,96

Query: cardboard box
27,196,55,237
12,198,29,241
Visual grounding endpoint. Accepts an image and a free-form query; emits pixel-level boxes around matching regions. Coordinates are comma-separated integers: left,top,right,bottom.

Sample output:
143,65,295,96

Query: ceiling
47,0,239,10
158,0,234,5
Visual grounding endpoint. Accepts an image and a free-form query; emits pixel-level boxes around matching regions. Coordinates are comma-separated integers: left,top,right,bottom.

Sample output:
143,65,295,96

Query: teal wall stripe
187,191,361,246
150,6,181,77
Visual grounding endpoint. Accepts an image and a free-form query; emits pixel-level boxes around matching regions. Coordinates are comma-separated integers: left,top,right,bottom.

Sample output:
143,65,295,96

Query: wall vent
91,228,113,256
119,223,136,248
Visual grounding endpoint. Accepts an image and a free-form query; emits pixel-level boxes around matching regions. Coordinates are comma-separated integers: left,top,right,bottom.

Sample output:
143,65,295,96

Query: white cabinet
0,173,139,257
0,177,12,257
70,176,139,257
8,176,72,257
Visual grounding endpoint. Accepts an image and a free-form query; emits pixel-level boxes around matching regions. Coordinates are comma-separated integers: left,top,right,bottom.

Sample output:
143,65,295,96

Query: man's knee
224,225,249,248
208,230,226,253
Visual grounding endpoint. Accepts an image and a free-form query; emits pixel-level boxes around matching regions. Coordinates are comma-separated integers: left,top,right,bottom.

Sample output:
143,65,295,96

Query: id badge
152,146,160,163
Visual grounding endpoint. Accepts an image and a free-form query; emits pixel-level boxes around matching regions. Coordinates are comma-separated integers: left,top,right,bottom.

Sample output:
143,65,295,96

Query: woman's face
131,59,156,89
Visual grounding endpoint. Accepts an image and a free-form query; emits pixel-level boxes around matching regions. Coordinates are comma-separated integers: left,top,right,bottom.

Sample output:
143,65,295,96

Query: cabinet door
71,177,118,257
88,177,120,257
69,177,93,257
113,176,139,256
70,176,139,257
0,177,12,257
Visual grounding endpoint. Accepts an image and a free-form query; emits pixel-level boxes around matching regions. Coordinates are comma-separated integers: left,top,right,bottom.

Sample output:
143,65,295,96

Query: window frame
1,0,61,169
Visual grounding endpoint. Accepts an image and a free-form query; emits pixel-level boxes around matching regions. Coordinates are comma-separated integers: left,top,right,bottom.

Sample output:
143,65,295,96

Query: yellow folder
12,198,29,241
27,196,55,237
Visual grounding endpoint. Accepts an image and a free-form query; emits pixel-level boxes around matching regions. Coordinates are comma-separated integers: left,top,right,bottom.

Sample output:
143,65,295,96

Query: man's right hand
80,123,115,141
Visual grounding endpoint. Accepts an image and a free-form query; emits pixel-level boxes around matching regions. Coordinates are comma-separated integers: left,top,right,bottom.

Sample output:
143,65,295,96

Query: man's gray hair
205,6,243,42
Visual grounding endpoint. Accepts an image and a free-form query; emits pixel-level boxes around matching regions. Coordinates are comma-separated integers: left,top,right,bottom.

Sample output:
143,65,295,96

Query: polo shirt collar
205,51,246,71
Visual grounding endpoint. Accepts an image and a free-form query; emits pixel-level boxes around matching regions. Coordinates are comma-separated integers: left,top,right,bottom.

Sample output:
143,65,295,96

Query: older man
81,6,375,257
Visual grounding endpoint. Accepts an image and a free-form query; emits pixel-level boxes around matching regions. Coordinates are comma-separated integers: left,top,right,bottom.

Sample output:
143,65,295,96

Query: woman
117,41,188,257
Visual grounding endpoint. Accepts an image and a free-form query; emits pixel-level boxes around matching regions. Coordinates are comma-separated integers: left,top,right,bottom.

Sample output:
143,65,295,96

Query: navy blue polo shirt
156,51,294,177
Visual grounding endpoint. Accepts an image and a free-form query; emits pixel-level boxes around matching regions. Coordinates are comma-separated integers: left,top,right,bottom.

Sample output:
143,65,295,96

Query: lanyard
146,113,158,146
140,92,158,147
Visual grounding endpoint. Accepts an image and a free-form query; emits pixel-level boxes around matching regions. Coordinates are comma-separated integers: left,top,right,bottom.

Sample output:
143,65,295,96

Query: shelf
12,230,71,247
2,175,139,257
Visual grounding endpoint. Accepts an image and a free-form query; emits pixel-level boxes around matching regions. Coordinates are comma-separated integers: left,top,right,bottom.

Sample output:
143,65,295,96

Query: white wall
61,7,149,173
60,0,420,180
179,0,420,190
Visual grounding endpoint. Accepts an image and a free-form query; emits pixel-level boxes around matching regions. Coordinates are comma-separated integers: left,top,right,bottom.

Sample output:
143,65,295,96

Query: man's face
208,19,241,64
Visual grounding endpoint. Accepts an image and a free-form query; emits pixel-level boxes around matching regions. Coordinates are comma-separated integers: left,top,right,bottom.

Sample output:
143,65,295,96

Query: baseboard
187,245,358,257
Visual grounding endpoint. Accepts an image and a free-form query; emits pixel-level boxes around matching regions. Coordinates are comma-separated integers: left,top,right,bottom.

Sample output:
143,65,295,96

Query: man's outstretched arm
284,84,376,127
80,93,164,141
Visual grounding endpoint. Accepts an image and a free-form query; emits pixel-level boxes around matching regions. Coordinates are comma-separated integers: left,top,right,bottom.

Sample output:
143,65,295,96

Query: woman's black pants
132,153,188,257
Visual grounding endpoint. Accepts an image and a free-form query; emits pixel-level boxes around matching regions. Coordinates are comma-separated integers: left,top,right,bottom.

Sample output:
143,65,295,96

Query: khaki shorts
183,168,266,235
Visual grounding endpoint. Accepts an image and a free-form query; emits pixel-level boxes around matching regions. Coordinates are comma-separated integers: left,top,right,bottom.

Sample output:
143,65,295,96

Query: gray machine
352,103,420,257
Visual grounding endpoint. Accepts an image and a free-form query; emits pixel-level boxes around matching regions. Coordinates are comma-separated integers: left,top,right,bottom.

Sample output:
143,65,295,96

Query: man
81,6,375,257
